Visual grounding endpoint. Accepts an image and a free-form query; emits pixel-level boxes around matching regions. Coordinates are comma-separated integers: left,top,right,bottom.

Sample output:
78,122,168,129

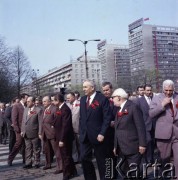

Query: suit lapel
142,96,149,109
173,94,178,117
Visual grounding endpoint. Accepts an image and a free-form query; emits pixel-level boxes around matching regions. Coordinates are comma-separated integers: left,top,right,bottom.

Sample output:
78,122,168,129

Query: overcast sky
0,0,178,74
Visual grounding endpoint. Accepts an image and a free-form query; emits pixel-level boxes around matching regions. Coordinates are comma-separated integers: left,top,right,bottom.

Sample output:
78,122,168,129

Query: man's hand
113,148,118,156
20,132,23,137
39,135,42,139
162,97,171,107
59,141,64,147
97,134,104,142
139,146,146,154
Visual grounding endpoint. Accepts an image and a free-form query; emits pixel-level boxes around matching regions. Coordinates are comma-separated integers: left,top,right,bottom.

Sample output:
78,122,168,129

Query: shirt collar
120,100,127,112
59,102,65,109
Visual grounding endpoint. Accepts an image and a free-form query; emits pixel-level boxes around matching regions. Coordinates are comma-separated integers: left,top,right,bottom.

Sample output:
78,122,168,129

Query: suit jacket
54,103,74,143
114,100,147,155
4,106,13,130
21,106,42,139
67,100,80,134
41,105,57,140
79,92,112,144
0,110,5,127
12,102,24,133
149,93,178,139
136,96,153,132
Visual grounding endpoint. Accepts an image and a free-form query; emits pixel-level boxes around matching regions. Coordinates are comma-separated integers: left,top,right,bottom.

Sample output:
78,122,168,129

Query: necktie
169,102,174,117
86,96,90,109
147,97,151,105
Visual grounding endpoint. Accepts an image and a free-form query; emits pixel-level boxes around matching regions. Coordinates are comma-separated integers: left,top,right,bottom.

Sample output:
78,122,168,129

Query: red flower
56,111,62,115
117,109,128,117
75,104,80,107
30,111,36,114
45,110,51,115
176,102,178,109
90,100,100,109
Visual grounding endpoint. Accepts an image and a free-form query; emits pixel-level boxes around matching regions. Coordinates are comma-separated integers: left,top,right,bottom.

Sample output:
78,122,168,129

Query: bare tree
9,46,33,96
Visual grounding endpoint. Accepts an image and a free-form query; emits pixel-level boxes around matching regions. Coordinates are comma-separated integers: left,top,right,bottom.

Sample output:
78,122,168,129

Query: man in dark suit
4,99,16,153
8,93,29,166
40,96,62,174
112,88,147,179
136,84,155,163
53,93,77,180
80,79,112,180
0,103,6,144
149,79,178,178
21,96,42,169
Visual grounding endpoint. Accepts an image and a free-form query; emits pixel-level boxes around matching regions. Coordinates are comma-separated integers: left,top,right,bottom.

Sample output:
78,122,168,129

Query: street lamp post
68,39,100,79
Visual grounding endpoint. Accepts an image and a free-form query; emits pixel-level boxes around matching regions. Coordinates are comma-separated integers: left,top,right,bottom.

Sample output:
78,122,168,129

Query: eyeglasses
164,90,173,92
112,96,120,99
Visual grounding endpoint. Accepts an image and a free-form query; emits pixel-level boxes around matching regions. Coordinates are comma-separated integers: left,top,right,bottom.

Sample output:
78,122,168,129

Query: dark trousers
60,140,76,179
117,152,143,179
9,130,16,153
8,132,25,163
80,137,109,180
24,137,41,166
55,142,63,171
43,138,58,167
72,133,80,163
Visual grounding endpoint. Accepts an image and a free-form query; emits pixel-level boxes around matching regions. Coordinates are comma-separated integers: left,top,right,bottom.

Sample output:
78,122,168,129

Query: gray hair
83,79,96,89
162,79,175,90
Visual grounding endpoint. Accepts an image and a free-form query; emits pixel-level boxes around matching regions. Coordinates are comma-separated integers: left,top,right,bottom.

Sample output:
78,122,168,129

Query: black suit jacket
54,103,74,143
79,92,112,144
114,100,146,155
136,96,153,132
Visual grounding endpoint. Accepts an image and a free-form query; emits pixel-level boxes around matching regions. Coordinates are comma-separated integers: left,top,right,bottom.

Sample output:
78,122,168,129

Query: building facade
97,40,130,89
129,18,178,90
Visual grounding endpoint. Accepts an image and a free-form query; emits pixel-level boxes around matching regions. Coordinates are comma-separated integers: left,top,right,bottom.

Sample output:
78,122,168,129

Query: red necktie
86,96,90,109
169,102,174,117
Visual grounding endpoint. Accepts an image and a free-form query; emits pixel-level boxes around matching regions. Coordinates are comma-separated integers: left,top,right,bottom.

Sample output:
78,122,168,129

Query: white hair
112,88,128,99
83,79,96,89
162,79,175,90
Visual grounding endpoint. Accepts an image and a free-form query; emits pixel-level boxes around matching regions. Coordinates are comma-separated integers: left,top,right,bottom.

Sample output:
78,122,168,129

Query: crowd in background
0,79,178,180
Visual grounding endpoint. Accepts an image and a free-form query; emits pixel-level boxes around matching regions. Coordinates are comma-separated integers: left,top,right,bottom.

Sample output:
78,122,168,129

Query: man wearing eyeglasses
149,79,178,178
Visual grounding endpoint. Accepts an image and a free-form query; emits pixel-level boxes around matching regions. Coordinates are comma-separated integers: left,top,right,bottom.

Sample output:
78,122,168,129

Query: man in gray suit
149,79,178,178
21,96,42,169
66,92,80,163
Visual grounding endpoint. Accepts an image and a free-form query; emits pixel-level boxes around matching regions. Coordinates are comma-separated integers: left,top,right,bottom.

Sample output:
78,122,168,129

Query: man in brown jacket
7,93,28,166
41,96,62,174
21,96,42,169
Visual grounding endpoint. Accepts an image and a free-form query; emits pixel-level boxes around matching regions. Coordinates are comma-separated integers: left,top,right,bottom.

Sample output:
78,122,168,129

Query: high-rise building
128,18,178,90
97,40,130,90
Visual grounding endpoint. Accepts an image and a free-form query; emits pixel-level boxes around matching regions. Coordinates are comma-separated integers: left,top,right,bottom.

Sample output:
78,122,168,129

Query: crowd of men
0,79,178,180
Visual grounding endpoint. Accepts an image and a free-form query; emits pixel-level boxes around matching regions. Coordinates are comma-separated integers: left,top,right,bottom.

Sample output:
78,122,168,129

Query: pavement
0,143,99,180
0,143,158,180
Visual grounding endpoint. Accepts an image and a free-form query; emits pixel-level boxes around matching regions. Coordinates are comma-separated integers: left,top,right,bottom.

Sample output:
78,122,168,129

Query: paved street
0,143,93,180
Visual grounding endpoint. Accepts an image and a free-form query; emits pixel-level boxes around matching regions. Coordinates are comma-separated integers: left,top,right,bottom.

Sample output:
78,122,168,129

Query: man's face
51,96,55,105
138,88,144,96
112,96,121,107
42,97,51,108
144,87,152,97
66,94,75,104
22,95,29,104
163,85,174,98
27,97,34,108
102,85,112,98
0,103,5,110
83,82,94,96
53,100,59,106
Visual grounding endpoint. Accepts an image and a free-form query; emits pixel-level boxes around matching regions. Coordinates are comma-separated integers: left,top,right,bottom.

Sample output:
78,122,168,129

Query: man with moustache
21,96,42,169
149,80,178,178
53,93,77,180
8,93,29,166
80,79,112,180
41,96,62,174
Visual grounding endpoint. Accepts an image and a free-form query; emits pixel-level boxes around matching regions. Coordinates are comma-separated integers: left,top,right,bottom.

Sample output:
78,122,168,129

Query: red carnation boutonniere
117,109,128,117
45,110,51,115
90,100,100,109
30,111,36,115
56,110,62,115
75,104,80,107
176,102,178,109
